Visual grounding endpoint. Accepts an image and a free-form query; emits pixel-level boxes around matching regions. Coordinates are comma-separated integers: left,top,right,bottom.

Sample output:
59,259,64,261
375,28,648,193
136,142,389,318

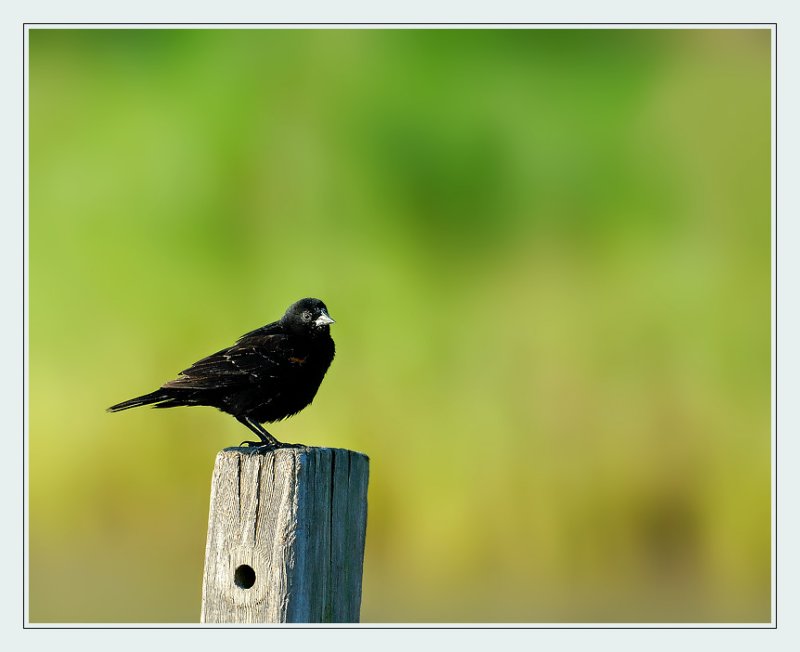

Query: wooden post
200,446,369,623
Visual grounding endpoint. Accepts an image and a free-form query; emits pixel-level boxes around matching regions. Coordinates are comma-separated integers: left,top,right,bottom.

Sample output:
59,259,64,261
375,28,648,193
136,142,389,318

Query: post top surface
219,445,369,461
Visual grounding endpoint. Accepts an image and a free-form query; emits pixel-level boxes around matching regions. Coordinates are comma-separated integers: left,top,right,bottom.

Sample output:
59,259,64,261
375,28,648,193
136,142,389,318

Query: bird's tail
107,390,172,412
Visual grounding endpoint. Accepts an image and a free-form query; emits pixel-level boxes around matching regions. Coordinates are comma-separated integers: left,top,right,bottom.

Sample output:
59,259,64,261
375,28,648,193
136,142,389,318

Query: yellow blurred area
28,28,771,622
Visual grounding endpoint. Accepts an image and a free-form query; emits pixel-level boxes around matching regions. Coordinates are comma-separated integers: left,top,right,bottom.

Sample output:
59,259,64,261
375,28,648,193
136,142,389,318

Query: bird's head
282,298,335,335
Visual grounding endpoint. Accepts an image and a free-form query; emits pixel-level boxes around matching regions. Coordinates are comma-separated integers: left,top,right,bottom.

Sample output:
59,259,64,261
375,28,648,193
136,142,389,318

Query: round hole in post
234,564,256,589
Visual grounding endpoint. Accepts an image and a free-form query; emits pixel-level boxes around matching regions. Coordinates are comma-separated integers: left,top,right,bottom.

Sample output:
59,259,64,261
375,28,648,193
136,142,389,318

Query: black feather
107,298,336,448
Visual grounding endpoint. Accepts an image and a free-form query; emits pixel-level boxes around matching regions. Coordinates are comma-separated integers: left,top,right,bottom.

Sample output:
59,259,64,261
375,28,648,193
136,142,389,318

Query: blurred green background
29,28,771,623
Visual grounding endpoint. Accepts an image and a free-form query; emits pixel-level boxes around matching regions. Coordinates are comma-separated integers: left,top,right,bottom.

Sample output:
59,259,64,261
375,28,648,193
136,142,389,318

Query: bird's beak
315,310,335,326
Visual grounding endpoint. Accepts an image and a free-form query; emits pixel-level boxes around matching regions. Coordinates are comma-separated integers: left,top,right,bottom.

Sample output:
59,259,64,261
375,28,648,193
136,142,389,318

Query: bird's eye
302,311,312,321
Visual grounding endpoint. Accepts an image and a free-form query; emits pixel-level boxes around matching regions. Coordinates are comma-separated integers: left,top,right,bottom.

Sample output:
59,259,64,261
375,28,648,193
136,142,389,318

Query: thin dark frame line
22,22,28,629
772,22,778,630
22,624,778,629
22,21,778,630
23,22,778,26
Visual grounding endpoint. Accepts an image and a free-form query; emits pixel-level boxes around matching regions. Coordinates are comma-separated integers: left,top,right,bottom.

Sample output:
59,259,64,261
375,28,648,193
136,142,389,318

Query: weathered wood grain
200,447,369,623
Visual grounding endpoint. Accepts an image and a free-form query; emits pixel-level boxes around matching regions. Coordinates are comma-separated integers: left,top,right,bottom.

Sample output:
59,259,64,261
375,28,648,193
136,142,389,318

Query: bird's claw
236,439,307,450
239,439,273,449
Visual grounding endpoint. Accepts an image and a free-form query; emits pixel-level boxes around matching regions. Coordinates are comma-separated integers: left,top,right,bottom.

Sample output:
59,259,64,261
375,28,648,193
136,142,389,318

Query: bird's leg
235,416,309,449
236,416,281,448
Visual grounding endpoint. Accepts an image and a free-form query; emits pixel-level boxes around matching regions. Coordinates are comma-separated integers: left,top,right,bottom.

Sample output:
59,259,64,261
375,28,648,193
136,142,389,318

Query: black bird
108,298,336,448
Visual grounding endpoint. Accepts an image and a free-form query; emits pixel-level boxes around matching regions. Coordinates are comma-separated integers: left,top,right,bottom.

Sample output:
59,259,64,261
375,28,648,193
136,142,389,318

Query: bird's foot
238,439,276,449
227,441,280,456
236,439,307,451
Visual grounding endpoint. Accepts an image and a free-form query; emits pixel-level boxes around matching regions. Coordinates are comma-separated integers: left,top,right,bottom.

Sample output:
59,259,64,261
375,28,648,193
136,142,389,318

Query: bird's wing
233,319,282,342
162,332,306,390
